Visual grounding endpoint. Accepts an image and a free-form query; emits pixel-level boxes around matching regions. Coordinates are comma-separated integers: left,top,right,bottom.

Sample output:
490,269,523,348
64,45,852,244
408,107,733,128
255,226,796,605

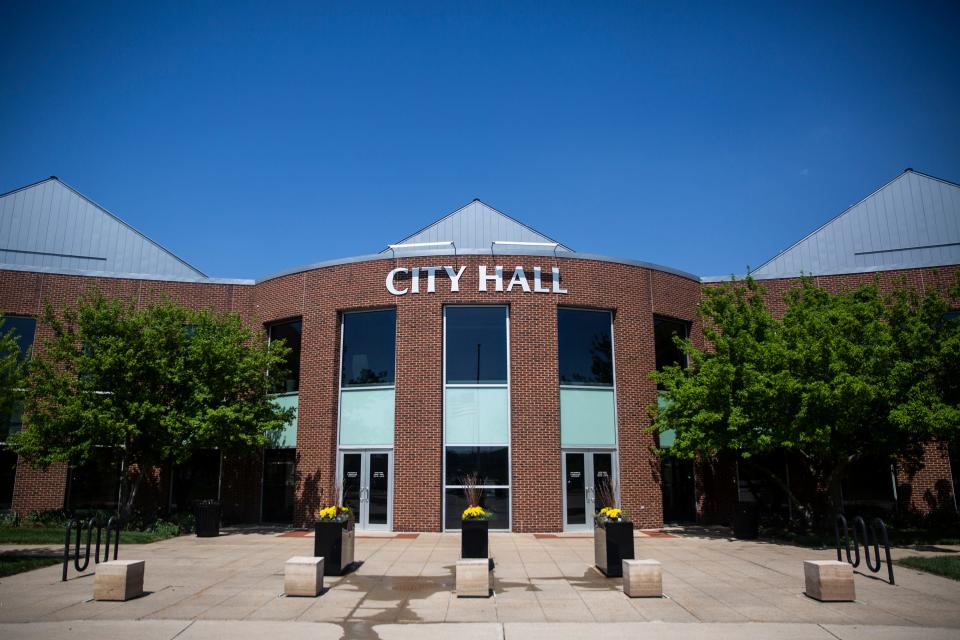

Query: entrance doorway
261,449,295,523
339,450,392,531
562,450,616,531
661,456,697,523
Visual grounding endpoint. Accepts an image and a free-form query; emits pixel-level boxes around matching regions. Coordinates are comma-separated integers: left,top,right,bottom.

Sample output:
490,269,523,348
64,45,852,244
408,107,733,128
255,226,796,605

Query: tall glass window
339,309,396,446
558,309,613,386
341,310,396,386
1,315,35,510
653,316,691,449
444,306,510,530
268,319,302,393
653,316,689,376
558,309,616,447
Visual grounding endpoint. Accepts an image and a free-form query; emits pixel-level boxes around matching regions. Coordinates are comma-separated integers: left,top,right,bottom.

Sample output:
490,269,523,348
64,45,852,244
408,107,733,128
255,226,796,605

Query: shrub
148,519,180,538
25,509,70,527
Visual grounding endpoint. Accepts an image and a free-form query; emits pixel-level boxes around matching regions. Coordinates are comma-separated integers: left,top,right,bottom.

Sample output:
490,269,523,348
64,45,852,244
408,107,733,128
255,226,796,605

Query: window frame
266,317,303,394
557,307,615,389
339,308,398,388
653,315,691,373
1,314,35,445
442,304,512,531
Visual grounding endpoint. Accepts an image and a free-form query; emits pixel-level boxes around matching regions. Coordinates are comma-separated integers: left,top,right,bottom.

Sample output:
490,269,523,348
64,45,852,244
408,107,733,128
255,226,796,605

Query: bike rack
62,516,121,582
834,513,894,585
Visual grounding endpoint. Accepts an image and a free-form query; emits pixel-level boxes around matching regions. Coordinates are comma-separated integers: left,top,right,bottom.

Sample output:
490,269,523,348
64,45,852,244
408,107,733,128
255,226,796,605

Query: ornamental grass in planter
460,474,493,559
594,480,635,577
314,504,355,576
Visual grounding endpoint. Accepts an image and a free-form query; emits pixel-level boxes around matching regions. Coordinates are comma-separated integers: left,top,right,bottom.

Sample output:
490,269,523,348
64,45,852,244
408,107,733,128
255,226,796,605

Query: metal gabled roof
748,169,960,279
381,199,573,255
0,177,206,279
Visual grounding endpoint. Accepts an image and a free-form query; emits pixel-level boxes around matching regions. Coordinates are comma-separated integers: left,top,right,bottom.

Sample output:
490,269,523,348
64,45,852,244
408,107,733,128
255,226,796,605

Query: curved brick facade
1,260,955,530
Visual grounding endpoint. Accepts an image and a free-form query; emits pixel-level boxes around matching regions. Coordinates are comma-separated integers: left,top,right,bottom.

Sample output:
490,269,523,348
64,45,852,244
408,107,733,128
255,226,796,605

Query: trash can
733,502,760,540
195,500,221,538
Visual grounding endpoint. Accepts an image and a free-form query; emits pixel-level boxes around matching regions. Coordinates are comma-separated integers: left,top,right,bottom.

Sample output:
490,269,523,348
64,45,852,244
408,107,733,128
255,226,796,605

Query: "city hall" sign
386,266,567,296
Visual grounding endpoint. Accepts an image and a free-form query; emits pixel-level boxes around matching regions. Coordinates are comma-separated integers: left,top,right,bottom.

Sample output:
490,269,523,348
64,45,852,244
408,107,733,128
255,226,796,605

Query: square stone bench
456,558,491,598
94,560,145,601
622,559,662,598
285,556,325,597
804,560,855,602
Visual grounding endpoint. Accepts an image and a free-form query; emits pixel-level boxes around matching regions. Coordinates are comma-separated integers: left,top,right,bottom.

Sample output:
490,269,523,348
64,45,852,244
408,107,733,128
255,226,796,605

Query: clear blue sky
2,2,958,279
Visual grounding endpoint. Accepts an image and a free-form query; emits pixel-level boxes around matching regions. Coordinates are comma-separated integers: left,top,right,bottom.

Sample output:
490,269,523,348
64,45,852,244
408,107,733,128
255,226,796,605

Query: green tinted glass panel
659,429,676,448
445,387,509,445
657,394,674,448
268,393,298,448
339,388,395,446
560,387,615,447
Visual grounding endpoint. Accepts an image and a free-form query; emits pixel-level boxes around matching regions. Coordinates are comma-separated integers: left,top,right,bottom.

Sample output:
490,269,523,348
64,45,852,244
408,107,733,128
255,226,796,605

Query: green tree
8,290,295,519
0,316,29,429
650,274,960,524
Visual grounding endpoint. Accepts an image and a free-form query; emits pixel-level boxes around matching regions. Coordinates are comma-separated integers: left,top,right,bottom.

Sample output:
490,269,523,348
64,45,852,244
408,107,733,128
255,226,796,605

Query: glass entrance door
563,450,615,531
339,450,392,531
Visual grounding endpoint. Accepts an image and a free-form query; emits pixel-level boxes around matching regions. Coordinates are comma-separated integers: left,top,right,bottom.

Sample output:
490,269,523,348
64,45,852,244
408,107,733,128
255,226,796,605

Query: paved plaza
1,528,959,638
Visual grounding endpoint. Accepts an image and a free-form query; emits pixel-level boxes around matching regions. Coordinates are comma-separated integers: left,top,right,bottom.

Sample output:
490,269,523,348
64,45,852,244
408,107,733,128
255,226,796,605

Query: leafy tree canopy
650,273,960,519
8,290,295,516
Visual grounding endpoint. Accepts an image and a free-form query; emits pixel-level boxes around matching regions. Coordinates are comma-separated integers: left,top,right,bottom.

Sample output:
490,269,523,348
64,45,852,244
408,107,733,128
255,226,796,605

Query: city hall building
1,169,958,531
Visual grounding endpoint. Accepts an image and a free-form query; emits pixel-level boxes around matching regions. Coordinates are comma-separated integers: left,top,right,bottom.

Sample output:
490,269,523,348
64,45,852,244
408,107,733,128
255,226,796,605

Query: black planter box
314,518,355,576
594,520,635,577
461,519,489,559
733,502,760,540
195,501,221,538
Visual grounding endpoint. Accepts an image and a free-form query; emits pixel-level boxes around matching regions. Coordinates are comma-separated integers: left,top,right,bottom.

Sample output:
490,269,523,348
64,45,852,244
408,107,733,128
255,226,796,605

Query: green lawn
898,555,960,581
0,556,61,578
0,526,175,545
762,525,960,549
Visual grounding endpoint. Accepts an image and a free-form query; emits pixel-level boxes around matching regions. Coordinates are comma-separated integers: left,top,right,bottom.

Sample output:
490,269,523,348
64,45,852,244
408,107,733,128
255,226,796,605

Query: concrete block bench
94,560,145,601
804,560,855,601
456,558,491,597
622,559,662,598
285,556,325,597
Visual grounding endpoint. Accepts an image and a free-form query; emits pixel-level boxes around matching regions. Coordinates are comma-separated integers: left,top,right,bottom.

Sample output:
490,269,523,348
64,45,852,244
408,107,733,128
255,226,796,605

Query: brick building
1,169,958,530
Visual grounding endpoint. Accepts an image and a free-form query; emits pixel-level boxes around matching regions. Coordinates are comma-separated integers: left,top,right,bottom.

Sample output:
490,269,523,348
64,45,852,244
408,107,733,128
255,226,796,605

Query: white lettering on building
386,265,567,296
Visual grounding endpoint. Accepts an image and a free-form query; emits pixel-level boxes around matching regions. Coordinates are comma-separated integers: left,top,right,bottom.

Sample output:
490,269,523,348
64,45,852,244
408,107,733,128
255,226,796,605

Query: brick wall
3,260,955,530
700,266,959,522
0,269,254,515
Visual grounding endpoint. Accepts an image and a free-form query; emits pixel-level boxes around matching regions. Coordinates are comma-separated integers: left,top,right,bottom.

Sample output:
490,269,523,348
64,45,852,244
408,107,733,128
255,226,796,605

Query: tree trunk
821,456,856,529
119,461,146,523
746,460,814,526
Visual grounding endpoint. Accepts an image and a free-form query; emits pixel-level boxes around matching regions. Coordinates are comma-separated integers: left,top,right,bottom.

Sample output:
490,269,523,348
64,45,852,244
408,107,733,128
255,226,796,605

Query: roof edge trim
0,263,252,285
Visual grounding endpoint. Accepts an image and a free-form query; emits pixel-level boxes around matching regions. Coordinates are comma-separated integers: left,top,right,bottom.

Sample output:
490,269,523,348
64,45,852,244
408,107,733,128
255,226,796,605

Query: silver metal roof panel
383,199,573,254
749,169,960,279
0,177,206,279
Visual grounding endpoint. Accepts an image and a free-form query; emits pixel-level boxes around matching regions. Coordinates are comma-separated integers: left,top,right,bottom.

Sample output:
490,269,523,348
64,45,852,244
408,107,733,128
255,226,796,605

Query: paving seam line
170,618,196,639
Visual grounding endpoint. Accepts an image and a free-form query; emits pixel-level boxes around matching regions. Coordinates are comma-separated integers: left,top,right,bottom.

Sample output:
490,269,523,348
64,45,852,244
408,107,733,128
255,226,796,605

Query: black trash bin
195,500,221,538
732,502,760,539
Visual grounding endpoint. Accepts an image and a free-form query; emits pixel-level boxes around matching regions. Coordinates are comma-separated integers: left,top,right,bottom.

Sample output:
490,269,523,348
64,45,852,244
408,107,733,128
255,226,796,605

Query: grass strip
0,555,61,578
0,526,174,545
898,555,960,581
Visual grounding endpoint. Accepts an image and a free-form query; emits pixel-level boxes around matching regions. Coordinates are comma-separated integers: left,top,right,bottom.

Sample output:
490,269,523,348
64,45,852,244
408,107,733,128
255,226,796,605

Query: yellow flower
462,506,491,520
317,505,350,521
598,507,623,521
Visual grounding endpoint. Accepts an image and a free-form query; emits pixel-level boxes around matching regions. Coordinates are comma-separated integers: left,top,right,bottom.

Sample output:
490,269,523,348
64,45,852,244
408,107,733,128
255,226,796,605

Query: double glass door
339,450,392,531
563,450,616,531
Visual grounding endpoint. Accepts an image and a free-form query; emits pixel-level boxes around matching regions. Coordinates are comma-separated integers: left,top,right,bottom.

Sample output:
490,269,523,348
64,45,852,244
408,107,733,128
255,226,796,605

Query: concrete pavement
1,621,959,640
1,528,959,636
